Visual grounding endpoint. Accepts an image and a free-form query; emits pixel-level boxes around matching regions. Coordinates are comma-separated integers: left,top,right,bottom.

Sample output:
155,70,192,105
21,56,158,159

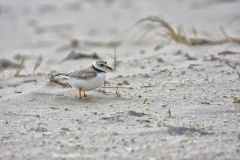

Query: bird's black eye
100,64,104,66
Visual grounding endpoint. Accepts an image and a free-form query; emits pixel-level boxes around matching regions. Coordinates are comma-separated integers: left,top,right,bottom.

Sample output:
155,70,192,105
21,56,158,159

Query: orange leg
83,90,87,97
78,88,82,99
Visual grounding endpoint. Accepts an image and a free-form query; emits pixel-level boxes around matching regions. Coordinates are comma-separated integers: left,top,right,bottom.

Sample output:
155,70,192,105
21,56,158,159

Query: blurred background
0,0,239,56
0,0,240,83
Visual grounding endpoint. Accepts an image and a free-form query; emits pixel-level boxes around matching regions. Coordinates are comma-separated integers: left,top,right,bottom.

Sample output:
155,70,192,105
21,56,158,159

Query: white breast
67,72,106,91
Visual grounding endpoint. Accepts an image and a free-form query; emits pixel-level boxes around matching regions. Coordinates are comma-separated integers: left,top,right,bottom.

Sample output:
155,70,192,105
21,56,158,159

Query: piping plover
53,60,112,99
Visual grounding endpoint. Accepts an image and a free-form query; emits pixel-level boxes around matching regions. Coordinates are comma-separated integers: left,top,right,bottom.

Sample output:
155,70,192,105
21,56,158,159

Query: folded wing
68,67,97,80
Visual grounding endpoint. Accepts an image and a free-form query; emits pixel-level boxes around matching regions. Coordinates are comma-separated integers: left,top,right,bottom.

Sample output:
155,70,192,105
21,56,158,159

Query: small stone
154,44,162,51
122,80,130,85
156,57,165,63
64,108,70,111
223,120,228,123
142,73,151,78
127,110,147,117
14,90,22,94
143,98,150,105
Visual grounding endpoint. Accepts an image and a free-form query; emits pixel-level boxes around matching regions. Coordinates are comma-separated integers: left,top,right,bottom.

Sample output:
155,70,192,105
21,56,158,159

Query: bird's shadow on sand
167,126,214,136
30,91,127,107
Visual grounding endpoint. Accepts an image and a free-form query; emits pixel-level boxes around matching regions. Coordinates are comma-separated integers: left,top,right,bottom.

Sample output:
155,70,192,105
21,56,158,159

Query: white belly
67,73,106,91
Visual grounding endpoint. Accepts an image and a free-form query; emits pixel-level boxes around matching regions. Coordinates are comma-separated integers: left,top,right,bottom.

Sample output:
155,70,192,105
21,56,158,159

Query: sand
0,0,240,159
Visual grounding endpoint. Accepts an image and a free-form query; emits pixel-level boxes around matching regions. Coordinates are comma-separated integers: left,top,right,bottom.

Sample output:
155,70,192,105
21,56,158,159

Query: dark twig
101,86,133,89
3,113,40,118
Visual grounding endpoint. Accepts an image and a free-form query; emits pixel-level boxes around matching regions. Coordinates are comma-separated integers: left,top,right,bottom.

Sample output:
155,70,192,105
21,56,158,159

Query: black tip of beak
108,66,113,70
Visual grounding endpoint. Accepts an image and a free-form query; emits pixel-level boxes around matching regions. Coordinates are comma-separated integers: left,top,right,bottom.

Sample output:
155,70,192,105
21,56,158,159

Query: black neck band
92,65,106,73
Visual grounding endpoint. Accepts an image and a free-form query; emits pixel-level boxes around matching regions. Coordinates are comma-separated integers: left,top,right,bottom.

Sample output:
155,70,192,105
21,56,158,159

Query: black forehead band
97,61,107,64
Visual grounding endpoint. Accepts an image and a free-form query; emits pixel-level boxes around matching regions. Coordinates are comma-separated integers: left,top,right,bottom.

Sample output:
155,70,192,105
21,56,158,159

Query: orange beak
106,65,113,70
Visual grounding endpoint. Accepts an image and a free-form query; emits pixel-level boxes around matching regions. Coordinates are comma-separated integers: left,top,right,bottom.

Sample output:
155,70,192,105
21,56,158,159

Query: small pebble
64,108,70,111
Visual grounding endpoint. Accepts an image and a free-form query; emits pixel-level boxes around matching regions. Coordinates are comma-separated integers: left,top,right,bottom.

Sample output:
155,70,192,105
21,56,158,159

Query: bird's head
92,60,112,72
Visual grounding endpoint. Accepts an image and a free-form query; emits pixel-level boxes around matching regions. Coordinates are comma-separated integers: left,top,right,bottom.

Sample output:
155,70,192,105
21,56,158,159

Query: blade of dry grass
113,46,117,70
136,16,240,46
33,56,43,74
15,57,25,76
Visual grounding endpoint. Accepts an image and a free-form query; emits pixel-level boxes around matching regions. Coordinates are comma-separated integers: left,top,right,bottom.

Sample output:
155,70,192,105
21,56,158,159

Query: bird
53,60,112,99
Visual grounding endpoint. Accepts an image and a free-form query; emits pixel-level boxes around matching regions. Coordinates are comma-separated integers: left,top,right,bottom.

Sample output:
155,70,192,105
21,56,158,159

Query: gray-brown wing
68,67,97,80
